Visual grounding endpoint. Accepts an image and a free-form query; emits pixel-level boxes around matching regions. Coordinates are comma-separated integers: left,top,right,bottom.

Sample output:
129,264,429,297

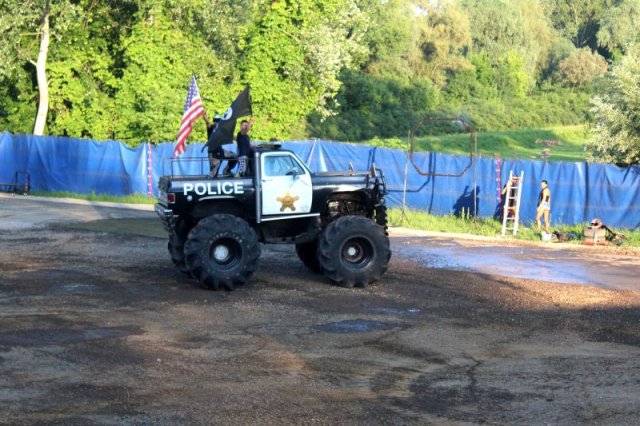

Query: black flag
205,86,252,151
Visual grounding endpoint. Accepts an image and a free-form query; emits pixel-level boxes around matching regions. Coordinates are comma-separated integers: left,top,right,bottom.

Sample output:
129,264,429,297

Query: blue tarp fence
2,131,639,229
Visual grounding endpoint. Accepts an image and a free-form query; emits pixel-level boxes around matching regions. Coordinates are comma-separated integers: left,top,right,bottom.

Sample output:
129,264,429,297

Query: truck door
260,152,313,217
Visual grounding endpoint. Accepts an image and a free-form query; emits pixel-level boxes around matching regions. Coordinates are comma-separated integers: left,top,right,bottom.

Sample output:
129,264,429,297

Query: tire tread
318,215,390,288
184,214,260,291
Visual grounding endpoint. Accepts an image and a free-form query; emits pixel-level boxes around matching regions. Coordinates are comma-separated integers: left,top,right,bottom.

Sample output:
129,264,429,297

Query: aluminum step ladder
501,170,524,236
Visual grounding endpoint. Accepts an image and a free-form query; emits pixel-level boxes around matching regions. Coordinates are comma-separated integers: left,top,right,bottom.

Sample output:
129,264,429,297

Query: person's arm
203,113,211,129
246,116,254,133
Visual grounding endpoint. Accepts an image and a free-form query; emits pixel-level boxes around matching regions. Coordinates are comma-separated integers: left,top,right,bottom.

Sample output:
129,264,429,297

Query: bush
557,48,608,87
589,43,640,165
308,63,592,142
307,70,439,141
452,88,591,132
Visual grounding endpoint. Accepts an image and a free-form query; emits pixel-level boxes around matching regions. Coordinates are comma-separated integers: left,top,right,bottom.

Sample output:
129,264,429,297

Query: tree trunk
33,7,50,136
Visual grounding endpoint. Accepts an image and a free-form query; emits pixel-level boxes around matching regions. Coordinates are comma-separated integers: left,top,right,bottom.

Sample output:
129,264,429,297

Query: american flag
173,76,205,157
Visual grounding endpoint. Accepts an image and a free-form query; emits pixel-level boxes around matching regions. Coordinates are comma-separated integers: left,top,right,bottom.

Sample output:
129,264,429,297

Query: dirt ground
1,196,639,425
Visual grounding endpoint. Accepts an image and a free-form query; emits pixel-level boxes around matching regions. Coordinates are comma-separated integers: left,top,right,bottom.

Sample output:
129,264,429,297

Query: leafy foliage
417,2,472,87
0,0,80,134
241,1,319,139
113,5,225,145
0,0,633,165
589,43,640,165
556,48,608,87
451,89,591,132
307,70,439,141
45,1,132,140
360,0,417,79
543,0,612,49
461,0,555,79
0,0,46,79
597,0,640,59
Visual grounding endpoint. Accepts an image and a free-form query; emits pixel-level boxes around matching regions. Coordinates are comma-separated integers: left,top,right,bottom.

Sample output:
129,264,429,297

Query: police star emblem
276,191,299,212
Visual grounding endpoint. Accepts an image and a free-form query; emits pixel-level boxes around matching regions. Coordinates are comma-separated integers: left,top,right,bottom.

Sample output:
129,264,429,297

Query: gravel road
1,194,639,424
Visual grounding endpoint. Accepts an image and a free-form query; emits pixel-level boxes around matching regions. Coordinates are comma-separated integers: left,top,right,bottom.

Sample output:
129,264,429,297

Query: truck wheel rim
213,245,230,262
341,237,372,266
209,237,241,268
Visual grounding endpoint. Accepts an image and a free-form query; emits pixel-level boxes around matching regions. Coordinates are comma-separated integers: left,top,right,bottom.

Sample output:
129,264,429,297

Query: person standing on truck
203,87,252,177
204,113,237,177
536,179,551,233
235,116,254,177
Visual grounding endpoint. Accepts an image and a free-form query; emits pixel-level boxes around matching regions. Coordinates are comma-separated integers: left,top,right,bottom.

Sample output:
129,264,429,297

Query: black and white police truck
155,144,390,290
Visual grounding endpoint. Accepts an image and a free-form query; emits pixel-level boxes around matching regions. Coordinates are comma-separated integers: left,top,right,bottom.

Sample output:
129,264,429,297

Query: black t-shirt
237,132,251,157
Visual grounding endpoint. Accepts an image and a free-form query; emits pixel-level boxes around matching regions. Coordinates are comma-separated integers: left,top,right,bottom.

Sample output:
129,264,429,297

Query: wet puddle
47,283,99,295
365,307,421,315
393,238,640,290
314,319,403,334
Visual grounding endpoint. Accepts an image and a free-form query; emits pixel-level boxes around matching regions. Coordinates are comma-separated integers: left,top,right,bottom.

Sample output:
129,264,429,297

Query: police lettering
183,181,244,196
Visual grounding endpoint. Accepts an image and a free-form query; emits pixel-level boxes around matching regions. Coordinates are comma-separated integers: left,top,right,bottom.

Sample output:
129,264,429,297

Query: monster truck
155,144,390,290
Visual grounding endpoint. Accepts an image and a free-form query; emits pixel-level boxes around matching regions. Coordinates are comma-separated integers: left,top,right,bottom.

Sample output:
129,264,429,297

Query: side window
264,155,306,177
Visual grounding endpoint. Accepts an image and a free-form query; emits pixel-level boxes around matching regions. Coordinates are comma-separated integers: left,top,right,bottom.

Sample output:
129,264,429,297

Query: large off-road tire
295,240,322,274
318,216,391,288
168,219,190,274
184,214,260,290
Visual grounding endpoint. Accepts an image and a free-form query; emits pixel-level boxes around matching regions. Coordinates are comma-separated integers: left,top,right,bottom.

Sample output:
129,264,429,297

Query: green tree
494,50,531,98
556,48,608,87
540,36,577,83
361,1,472,87
417,2,472,87
460,0,554,79
241,0,368,139
589,43,640,165
164,0,253,64
0,0,609,146
360,0,416,79
445,51,530,102
0,0,140,138
240,1,317,139
0,0,76,134
307,70,439,141
113,4,227,145
543,0,612,50
597,0,640,59
46,1,138,140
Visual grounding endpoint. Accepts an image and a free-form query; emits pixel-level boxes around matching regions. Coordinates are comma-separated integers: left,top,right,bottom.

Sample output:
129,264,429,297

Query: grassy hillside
368,125,590,163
